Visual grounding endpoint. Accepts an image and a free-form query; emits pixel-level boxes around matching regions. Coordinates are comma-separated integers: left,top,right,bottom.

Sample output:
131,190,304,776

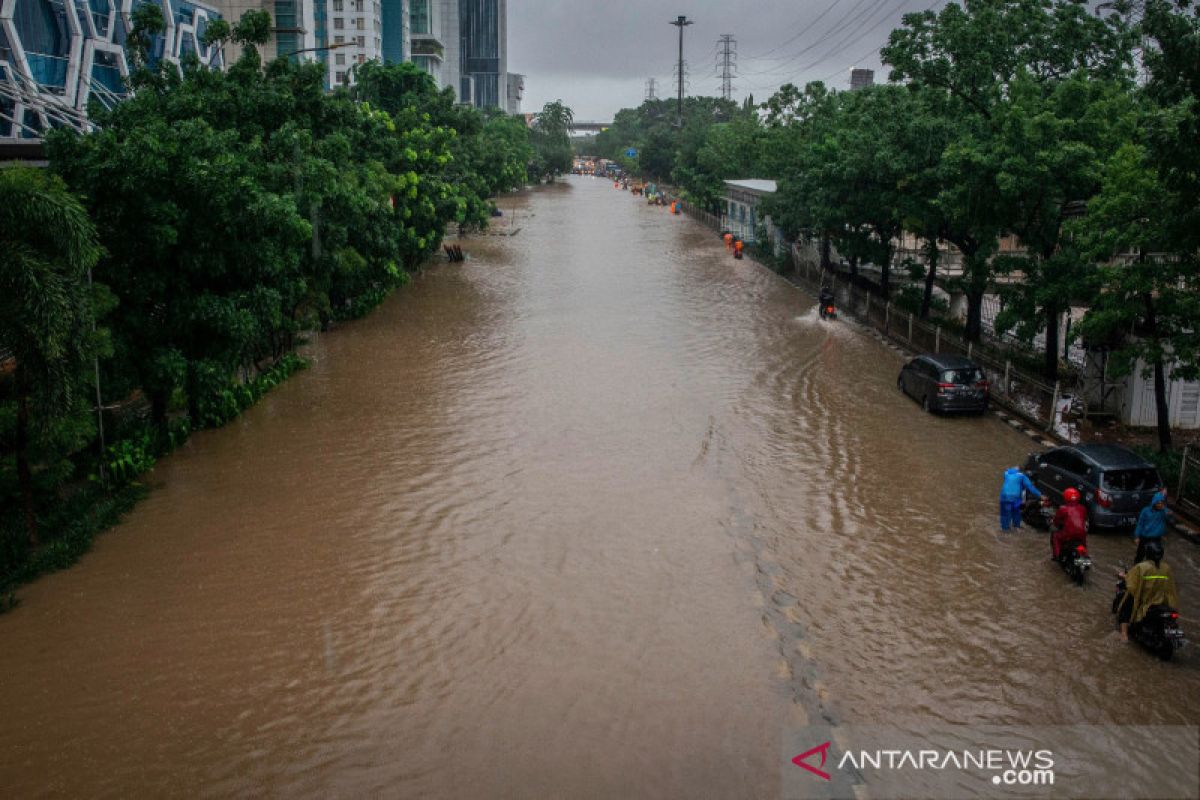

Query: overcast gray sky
507,0,947,121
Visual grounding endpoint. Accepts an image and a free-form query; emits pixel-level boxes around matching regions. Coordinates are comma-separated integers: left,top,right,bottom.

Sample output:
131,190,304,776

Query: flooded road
2,177,1198,797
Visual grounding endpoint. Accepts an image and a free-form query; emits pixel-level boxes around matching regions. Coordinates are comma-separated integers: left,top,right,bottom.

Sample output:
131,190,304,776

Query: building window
335,53,345,65
333,17,343,28
352,0,363,10
334,34,344,43
357,53,365,64
410,0,430,35
336,70,345,83
357,35,365,47
355,17,364,30
332,0,342,8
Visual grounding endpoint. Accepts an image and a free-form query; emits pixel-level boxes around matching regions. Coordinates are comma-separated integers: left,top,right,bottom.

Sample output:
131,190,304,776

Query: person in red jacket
1051,487,1089,560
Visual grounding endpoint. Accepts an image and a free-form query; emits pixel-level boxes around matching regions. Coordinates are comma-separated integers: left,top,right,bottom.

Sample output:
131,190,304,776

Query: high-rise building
458,0,505,109
403,0,456,91
1,0,223,139
849,68,875,91
318,0,385,88
380,0,409,64
213,0,326,68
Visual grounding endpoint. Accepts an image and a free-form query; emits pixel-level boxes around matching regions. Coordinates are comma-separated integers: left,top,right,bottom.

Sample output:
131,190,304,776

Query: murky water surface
3,178,1198,797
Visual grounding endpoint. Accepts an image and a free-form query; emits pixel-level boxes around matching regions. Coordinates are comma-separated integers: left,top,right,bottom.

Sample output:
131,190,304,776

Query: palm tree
0,167,101,545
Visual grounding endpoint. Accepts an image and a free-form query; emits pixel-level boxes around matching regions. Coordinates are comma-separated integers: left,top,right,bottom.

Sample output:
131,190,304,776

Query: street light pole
670,15,692,127
279,41,353,60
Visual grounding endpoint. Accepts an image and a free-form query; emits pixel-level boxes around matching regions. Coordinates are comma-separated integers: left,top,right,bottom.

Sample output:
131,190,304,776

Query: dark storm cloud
508,0,941,120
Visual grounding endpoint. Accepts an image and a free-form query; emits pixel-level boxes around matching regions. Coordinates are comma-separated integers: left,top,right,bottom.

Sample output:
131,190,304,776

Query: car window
1061,453,1089,477
941,367,983,385
1101,468,1161,492
1041,451,1069,470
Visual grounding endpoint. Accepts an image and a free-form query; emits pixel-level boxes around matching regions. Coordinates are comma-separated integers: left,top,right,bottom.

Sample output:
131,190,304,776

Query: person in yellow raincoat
1116,540,1179,641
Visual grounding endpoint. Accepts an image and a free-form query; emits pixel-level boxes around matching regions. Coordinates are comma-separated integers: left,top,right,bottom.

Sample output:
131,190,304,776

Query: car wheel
922,395,932,414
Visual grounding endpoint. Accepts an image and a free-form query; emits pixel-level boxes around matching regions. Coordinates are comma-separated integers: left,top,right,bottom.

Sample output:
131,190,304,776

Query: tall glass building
0,0,223,139
457,0,503,108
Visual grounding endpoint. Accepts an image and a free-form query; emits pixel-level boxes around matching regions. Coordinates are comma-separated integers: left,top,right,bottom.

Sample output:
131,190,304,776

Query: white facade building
324,0,383,87
407,0,457,92
720,179,777,245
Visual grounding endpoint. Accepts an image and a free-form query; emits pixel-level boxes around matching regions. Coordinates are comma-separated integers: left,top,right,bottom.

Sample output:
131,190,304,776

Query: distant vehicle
1023,444,1164,530
896,354,989,414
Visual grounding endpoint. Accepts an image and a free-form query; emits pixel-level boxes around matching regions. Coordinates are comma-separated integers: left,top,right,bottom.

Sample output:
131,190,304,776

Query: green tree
1070,0,1200,451
882,0,1136,341
530,100,574,181
991,73,1137,379
1073,144,1200,452
0,169,102,545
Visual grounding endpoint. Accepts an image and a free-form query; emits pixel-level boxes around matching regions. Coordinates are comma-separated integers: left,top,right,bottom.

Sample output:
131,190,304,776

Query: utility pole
645,77,658,101
716,34,736,101
669,15,692,126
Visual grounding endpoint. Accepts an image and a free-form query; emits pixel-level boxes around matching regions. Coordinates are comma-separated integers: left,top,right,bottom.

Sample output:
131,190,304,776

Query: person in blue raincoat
1000,466,1041,530
1133,491,1170,564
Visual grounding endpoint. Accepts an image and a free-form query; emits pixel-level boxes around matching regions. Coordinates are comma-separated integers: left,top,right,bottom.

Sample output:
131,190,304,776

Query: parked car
897,354,989,414
1022,444,1163,530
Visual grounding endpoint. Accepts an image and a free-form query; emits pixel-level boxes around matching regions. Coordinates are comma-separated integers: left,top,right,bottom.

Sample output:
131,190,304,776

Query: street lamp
669,15,693,127
279,41,353,59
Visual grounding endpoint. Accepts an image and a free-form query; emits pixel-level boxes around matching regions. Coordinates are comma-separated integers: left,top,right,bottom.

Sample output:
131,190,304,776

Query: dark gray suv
897,354,989,414
1022,444,1163,530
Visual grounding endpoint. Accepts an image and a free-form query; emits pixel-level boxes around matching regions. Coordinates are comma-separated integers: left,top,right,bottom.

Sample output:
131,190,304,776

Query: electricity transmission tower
645,78,658,101
716,34,737,101
669,15,693,126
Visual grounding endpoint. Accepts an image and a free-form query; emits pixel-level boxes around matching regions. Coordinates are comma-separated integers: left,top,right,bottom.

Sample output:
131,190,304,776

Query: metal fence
679,201,1079,437
679,201,721,231
789,254,1083,439
1178,446,1200,520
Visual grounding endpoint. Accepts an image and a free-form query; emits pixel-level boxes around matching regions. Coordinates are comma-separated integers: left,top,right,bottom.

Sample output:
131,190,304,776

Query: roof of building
724,179,777,195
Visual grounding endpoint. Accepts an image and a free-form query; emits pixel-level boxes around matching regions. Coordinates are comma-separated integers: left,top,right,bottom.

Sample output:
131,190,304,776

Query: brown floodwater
2,177,1198,798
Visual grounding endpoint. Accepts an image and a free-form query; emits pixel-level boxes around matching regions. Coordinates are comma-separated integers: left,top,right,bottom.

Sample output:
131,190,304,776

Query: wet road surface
2,177,1198,798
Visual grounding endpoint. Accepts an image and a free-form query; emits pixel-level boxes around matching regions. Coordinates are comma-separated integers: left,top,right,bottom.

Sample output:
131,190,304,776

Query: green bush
103,433,157,485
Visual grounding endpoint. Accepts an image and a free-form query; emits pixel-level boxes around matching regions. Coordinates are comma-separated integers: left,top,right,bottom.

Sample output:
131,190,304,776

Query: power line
813,0,947,86
740,0,875,75
716,34,737,101
744,0,850,61
742,0,897,78
741,0,939,92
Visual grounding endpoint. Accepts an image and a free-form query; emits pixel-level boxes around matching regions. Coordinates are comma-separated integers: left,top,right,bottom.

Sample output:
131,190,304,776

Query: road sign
626,148,638,158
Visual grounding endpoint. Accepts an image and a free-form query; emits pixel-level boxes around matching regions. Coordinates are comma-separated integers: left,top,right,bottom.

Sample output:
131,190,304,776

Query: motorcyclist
1000,466,1042,531
1117,540,1179,641
1051,487,1088,561
818,286,835,316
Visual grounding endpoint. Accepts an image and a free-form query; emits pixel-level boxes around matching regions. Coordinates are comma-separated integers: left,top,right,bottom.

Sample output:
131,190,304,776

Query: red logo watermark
793,741,833,781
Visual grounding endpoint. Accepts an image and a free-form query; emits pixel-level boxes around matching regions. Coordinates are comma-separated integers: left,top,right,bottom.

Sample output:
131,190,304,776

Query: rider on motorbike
818,286,835,314
1117,540,1179,641
1051,487,1088,561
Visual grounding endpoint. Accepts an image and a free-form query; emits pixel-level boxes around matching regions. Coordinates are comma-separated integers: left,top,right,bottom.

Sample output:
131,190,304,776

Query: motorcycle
1020,496,1054,530
1113,569,1187,660
1037,497,1091,584
1056,541,1092,585
818,292,837,320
